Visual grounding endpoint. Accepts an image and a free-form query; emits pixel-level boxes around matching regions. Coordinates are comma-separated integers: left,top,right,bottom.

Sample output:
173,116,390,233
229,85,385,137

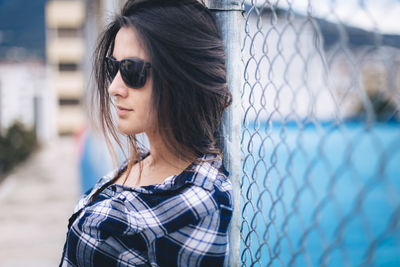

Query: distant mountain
0,0,47,61
243,4,400,51
314,17,400,50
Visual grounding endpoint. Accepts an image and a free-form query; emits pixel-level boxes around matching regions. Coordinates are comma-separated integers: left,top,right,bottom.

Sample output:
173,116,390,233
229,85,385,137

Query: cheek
144,106,158,130
135,92,153,117
143,86,156,124
130,93,157,129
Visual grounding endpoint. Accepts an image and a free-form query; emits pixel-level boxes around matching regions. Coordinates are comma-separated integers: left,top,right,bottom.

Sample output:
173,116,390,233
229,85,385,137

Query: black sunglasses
105,57,152,89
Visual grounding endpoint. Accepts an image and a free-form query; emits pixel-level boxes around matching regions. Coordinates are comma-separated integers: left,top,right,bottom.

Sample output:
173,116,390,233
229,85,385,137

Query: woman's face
108,27,156,136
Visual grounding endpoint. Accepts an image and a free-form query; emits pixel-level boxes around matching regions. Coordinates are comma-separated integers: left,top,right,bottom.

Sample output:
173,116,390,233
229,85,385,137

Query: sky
248,0,400,34
0,0,47,60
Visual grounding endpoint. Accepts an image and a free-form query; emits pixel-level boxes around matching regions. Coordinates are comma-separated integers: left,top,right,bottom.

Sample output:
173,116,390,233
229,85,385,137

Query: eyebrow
109,56,151,63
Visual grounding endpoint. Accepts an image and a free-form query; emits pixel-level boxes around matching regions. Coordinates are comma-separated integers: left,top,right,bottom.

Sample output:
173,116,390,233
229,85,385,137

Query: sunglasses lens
105,57,150,88
120,59,147,88
105,58,118,82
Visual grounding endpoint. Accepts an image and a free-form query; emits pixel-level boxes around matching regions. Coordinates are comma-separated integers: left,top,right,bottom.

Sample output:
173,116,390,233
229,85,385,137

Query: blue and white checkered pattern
59,150,233,267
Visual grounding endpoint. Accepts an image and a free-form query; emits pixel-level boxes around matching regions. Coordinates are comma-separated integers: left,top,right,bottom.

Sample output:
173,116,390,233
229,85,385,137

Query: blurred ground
0,136,79,267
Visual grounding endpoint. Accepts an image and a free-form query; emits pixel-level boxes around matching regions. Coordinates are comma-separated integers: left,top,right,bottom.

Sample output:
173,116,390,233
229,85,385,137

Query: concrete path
0,137,80,267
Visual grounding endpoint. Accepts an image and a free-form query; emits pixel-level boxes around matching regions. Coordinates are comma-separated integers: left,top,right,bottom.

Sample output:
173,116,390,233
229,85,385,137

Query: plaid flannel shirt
59,150,233,267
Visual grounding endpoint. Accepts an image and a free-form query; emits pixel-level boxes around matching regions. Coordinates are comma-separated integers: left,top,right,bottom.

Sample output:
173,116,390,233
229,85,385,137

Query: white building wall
0,61,56,142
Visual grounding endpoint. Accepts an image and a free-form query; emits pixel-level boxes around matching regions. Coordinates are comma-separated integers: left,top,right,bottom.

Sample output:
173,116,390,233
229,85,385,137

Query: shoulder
162,153,232,215
142,155,233,235
186,154,232,208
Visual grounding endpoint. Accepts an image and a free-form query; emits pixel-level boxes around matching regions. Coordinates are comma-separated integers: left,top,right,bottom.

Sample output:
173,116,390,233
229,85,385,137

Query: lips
116,105,133,116
117,105,133,111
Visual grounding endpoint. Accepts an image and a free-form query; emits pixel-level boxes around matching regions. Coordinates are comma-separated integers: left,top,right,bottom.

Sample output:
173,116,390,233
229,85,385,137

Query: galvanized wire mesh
239,0,400,266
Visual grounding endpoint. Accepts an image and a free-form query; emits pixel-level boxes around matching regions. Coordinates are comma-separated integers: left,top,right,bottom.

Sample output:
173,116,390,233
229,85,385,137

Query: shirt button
118,194,126,201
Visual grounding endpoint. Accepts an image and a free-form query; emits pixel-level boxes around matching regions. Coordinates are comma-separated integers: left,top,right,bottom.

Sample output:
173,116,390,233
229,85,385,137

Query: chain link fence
238,0,400,266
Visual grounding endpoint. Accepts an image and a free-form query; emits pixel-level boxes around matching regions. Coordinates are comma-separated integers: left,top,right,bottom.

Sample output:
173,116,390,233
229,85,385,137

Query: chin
117,123,141,136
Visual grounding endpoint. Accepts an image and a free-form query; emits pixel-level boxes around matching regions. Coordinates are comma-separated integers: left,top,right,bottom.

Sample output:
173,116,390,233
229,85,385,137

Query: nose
108,71,128,98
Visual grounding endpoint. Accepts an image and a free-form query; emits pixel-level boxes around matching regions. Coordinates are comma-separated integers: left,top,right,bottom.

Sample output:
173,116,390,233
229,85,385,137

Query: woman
60,0,233,266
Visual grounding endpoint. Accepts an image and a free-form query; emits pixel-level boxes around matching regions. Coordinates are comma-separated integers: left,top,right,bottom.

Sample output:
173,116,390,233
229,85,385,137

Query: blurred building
0,60,54,141
45,0,86,134
84,0,125,79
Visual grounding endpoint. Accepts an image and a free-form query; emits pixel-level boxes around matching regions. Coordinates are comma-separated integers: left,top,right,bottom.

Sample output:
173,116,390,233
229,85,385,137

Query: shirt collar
73,150,229,213
101,149,228,193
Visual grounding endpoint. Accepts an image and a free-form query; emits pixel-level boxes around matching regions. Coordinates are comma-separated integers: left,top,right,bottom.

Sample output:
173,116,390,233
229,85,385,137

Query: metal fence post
207,0,243,266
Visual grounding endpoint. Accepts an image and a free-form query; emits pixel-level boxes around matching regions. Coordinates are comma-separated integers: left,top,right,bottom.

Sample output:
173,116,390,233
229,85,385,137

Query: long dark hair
91,0,232,183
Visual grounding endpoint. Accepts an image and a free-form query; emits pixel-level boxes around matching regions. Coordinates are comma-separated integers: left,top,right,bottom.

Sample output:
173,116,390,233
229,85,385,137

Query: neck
144,130,193,170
